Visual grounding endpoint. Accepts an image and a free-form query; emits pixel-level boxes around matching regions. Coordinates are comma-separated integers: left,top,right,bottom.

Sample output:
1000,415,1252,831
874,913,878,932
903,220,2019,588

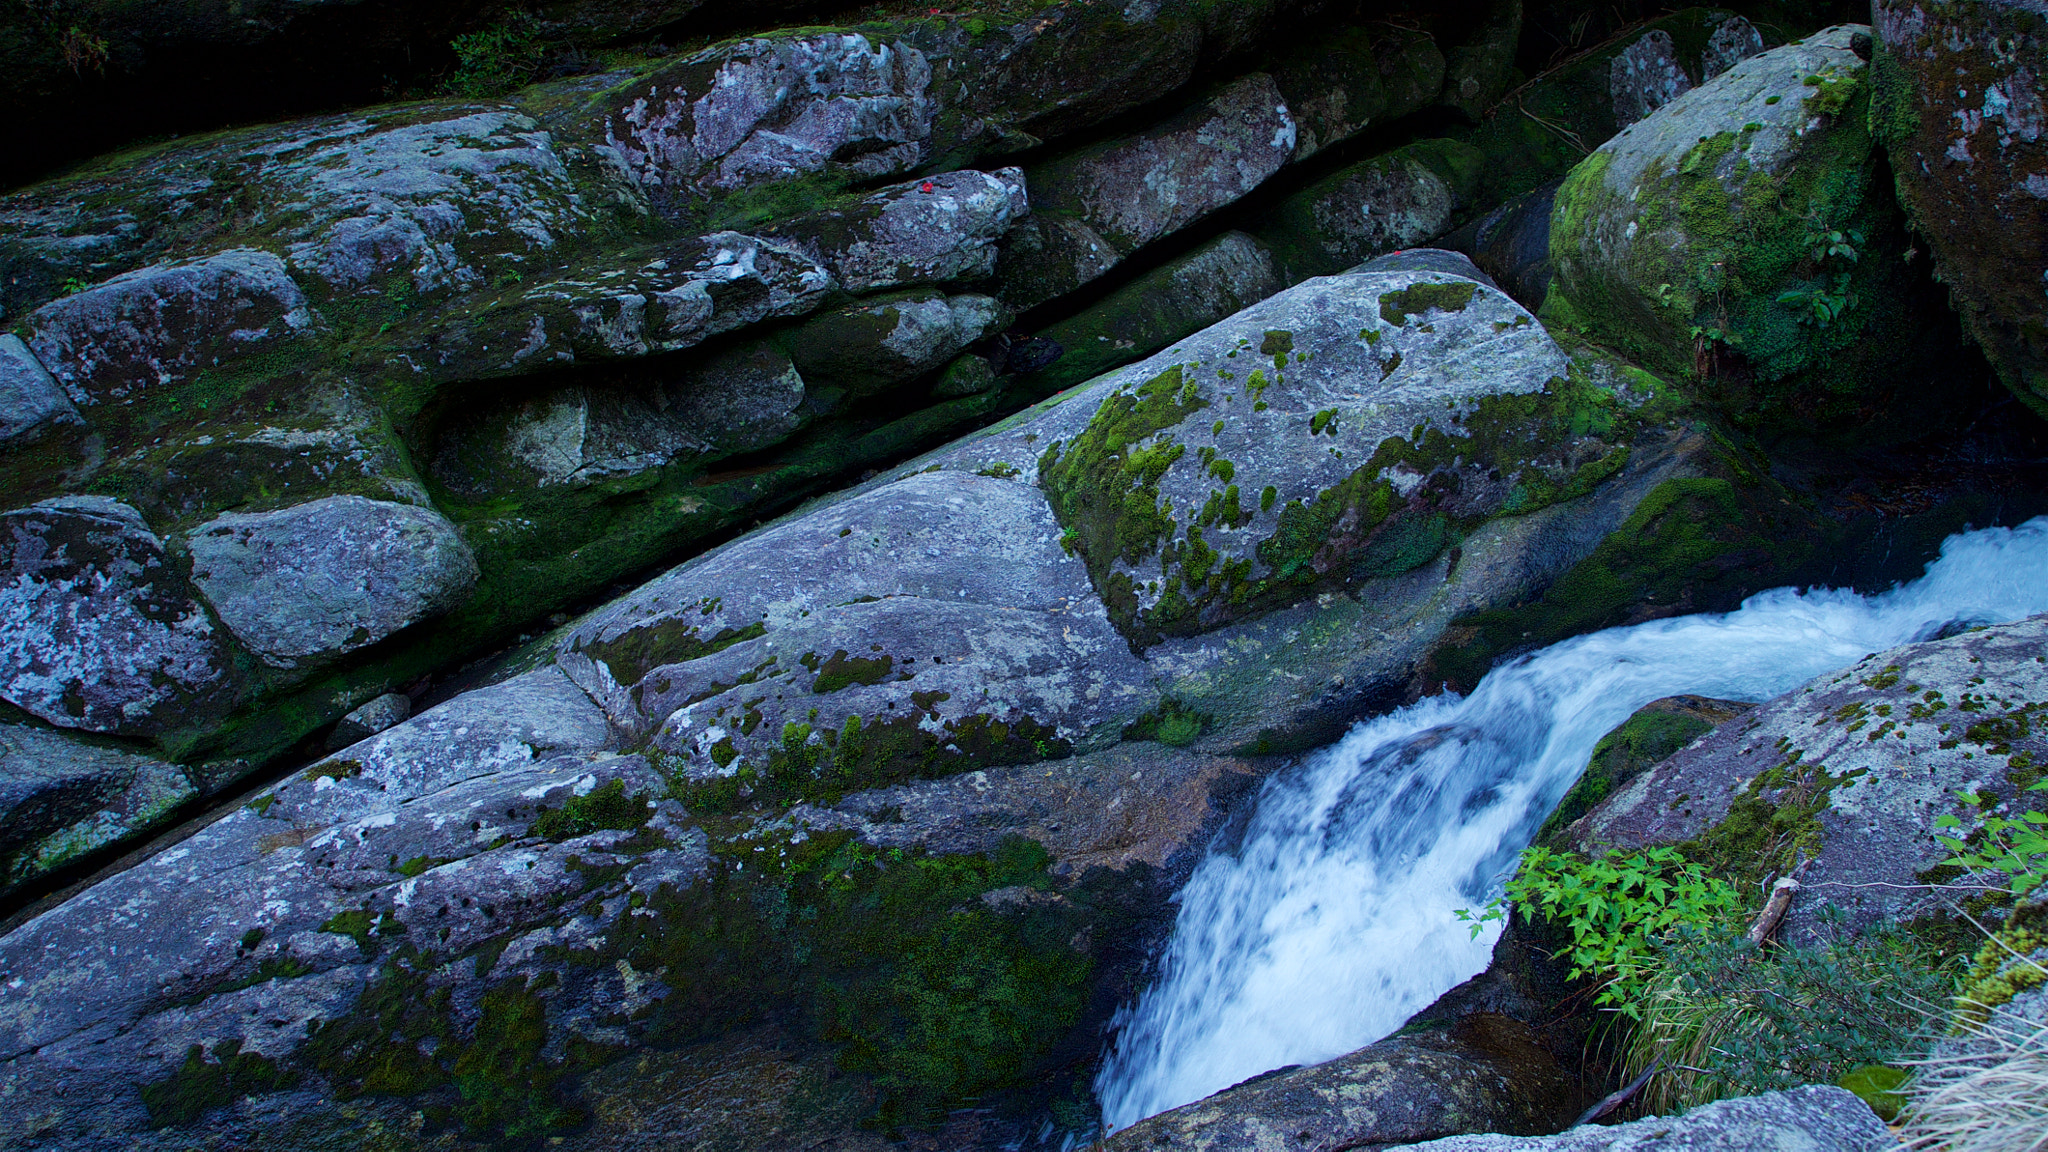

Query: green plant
1619,920,1948,1115
1935,781,2048,898
445,13,546,98
530,779,653,841
1457,845,1742,1015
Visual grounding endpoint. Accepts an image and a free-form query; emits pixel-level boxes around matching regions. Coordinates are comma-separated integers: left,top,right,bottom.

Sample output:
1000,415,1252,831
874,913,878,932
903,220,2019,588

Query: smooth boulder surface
1872,0,2048,419
1566,613,2048,942
1258,139,1487,282
1389,1085,1893,1151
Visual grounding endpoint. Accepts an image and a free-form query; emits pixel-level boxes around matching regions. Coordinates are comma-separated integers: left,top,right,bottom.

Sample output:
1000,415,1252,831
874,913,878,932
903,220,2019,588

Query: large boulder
1274,26,1445,161
1871,1,2048,419
1257,138,1487,282
1547,24,1959,429
996,73,1298,309
1391,1085,1893,1151
1104,1013,1581,1150
0,725,195,894
0,498,235,737
1565,612,2048,942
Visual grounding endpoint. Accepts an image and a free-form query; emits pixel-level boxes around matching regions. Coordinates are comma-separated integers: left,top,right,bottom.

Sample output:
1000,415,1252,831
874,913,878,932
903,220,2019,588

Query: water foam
1097,516,2048,1129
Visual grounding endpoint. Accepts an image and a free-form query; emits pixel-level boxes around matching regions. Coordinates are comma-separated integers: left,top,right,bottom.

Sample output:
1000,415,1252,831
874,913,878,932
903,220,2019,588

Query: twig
1574,1058,1662,1127
1746,877,1801,945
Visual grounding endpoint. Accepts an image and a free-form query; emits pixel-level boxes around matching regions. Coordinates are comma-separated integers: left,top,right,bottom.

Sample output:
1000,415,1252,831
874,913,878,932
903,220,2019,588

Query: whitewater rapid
1096,516,2048,1130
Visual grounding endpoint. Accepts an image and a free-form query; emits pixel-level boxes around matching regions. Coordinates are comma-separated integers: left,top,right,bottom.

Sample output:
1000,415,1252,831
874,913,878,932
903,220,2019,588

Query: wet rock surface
1568,614,2048,941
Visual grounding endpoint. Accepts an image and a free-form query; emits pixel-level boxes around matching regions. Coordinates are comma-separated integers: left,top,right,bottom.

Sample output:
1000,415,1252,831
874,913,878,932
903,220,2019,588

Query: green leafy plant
1619,919,1947,1115
445,13,546,98
1457,845,1742,1015
1935,781,2048,898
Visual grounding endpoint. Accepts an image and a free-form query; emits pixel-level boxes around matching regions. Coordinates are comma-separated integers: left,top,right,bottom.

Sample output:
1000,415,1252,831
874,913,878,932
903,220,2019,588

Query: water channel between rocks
1096,516,2048,1130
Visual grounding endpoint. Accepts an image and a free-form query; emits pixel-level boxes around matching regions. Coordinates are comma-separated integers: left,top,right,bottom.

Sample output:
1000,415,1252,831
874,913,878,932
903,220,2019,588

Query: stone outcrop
1872,0,2048,419
1390,1085,1893,1151
1567,612,2048,942
1548,24,1962,430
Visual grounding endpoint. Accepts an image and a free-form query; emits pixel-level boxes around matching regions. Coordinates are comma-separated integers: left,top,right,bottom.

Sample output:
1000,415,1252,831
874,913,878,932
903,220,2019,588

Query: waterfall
1096,516,2048,1130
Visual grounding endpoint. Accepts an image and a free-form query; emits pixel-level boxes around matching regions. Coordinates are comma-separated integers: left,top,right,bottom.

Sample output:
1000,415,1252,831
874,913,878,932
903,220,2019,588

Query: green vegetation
1935,781,2048,898
597,832,1096,1129
530,779,655,841
1621,921,1947,1115
445,14,548,98
141,1040,298,1127
1123,697,1210,747
1458,845,1742,1015
1537,705,1726,846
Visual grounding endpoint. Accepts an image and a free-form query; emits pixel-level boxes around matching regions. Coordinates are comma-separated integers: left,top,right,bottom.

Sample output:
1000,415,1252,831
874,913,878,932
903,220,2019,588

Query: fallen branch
1746,877,1802,945
1574,1058,1662,1127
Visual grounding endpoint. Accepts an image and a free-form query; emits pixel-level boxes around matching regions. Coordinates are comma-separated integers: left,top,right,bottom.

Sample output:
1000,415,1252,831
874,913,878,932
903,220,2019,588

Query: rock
931,352,1000,398
1548,25,1948,428
1567,613,2048,943
1441,0,1524,119
24,248,314,409
596,31,939,207
0,498,234,737
1011,232,1285,400
772,168,1028,295
0,334,79,444
1701,15,1765,80
1258,139,1487,281
185,496,478,668
1103,1013,1581,1150
558,468,1159,794
432,339,809,495
1537,695,1750,847
324,693,412,751
0,725,196,896
1391,1085,1893,1151
1450,179,1561,308
1275,26,1446,161
993,212,1125,312
1872,1,2048,419
1609,30,1695,129
790,291,1007,394
1003,73,1296,307
1452,8,1754,211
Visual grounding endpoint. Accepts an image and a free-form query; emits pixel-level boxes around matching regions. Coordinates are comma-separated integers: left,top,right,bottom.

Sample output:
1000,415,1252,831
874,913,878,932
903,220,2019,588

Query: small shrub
1458,845,1743,1016
1619,920,1948,1114
445,14,546,98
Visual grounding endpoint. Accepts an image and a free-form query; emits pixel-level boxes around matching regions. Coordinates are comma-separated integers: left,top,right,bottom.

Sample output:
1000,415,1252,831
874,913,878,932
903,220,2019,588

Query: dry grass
1898,960,2048,1152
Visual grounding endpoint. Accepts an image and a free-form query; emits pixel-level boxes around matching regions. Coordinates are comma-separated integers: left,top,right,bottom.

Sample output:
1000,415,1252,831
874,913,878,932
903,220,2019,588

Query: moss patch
530,779,655,841
1539,702,1731,847
141,1039,299,1128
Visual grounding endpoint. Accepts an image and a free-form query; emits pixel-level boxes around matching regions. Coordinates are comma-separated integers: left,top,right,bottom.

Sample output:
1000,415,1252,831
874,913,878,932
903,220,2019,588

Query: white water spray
1097,517,2048,1130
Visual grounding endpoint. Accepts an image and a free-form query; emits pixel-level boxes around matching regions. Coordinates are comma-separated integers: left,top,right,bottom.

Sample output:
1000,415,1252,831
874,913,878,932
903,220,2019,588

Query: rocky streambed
0,0,2045,1148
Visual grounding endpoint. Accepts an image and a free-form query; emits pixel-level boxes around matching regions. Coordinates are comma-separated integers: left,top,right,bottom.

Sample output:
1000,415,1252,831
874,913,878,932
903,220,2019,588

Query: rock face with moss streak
0,254,1748,1147
1547,24,1941,426
1257,139,1487,282
1566,612,2048,944
1871,0,2048,420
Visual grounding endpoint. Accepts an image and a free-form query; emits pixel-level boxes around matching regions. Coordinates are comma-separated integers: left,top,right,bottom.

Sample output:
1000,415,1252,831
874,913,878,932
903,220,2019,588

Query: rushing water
1096,517,2048,1130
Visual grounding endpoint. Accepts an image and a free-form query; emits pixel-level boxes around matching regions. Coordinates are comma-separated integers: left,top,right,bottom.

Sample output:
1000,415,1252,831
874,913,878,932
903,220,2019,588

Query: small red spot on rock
920,181,936,193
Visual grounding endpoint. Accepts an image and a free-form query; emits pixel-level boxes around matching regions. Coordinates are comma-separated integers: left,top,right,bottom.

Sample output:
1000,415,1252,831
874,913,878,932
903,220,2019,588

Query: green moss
576,619,767,694
141,1039,299,1127
599,832,1096,1129
530,779,654,841
320,907,406,956
1123,697,1210,747
1539,706,1724,847
812,649,896,694
1378,281,1478,328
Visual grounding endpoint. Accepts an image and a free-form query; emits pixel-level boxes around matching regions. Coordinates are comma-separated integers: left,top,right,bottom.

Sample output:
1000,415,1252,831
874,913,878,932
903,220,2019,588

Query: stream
1096,516,2048,1131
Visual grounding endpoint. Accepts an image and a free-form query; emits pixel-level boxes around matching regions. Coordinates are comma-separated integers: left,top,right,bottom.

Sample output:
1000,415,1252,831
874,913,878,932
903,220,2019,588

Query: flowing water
1096,516,2048,1130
